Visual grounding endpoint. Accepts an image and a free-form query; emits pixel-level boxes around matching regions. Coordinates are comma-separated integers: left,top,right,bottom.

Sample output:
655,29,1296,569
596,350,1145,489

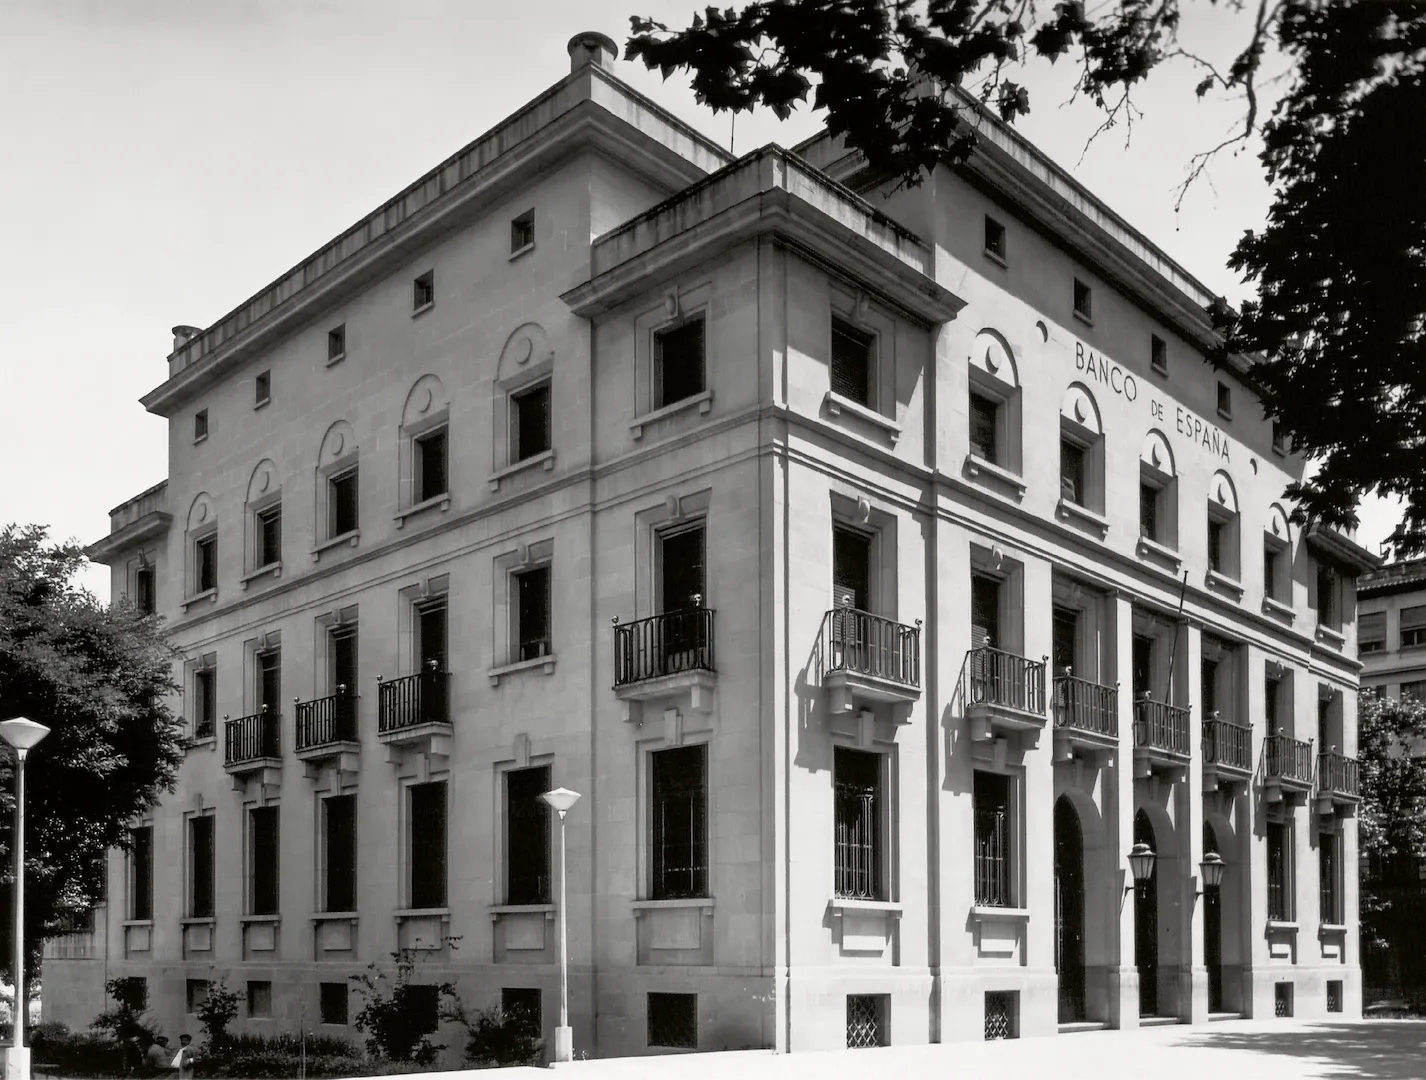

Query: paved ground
533,1020,1426,1080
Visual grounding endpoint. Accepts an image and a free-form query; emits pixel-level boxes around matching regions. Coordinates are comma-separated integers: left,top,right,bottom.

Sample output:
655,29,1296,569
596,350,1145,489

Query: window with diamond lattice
647,992,697,1049
834,747,883,900
845,994,886,1048
984,991,1017,1039
1274,982,1294,1017
1327,980,1343,1014
650,745,707,899
974,771,1013,907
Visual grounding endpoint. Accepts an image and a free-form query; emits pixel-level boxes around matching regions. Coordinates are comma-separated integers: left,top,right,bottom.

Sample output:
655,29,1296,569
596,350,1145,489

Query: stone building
1358,557,1426,702
46,29,1376,1060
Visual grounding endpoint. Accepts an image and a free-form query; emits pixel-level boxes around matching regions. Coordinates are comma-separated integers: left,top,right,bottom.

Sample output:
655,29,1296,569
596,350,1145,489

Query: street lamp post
0,718,50,1080
539,786,581,1063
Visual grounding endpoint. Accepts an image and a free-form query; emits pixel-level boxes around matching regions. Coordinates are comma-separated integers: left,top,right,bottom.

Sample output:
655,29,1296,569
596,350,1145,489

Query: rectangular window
194,667,216,739
510,209,535,252
654,317,705,408
247,981,272,1019
846,994,888,1049
1060,437,1086,505
413,270,434,311
515,565,552,662
320,982,349,1025
1217,381,1232,419
417,601,448,668
190,815,215,918
414,428,448,502
1403,680,1426,702
409,781,447,909
1267,820,1291,921
829,318,873,406
1320,831,1341,924
329,468,358,537
1139,482,1159,541
650,744,708,900
258,504,281,568
130,826,153,921
1264,543,1282,602
327,324,346,363
647,992,697,1050
501,988,541,1039
831,525,872,613
135,565,156,614
971,574,1001,651
1318,692,1333,750
1208,518,1225,574
249,806,279,915
973,771,1013,907
255,370,271,407
1052,607,1077,676
1151,334,1167,375
1317,565,1339,629
833,747,883,900
1358,612,1386,654
196,534,217,593
194,408,209,442
506,766,552,905
332,628,358,695
512,382,551,461
984,991,1018,1040
660,525,706,613
405,985,441,1035
1132,635,1153,699
1272,419,1288,454
258,649,281,715
969,391,999,462
1327,980,1343,1014
323,794,356,912
1265,677,1281,732
984,215,1006,262
1072,278,1093,321
1400,605,1426,647
186,980,209,1014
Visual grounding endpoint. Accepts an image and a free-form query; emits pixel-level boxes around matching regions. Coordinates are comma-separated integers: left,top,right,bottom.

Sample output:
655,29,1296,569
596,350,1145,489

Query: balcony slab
616,669,716,724
825,669,920,720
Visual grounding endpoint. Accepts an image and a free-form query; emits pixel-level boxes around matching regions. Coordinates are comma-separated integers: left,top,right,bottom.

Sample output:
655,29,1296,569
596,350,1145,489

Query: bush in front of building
460,1005,544,1068
351,944,465,1065
89,976,161,1073
195,976,242,1054
29,1022,131,1078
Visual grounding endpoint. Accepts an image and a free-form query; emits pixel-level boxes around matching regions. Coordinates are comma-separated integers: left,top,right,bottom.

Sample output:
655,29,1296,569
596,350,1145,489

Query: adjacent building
45,29,1378,1060
1358,557,1426,701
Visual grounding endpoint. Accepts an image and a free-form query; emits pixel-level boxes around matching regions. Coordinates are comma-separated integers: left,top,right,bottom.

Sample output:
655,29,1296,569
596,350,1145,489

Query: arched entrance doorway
1134,810,1158,1017
1055,797,1086,1022
1204,822,1223,1013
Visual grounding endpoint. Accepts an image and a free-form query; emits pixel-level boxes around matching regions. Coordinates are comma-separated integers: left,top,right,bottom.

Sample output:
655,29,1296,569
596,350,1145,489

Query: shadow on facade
1175,1022,1426,1080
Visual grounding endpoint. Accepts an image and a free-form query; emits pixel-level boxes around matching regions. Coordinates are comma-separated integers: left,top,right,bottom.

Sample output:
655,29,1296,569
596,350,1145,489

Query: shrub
461,1006,544,1068
195,976,241,1054
90,976,158,1073
29,1025,128,1078
351,944,464,1064
197,1049,369,1079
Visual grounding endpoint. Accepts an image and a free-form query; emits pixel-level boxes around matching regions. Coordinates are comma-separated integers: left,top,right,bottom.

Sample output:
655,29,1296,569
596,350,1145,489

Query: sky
0,0,1402,601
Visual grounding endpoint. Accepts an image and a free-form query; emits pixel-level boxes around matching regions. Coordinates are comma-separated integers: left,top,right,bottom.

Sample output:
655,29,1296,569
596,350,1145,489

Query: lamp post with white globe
0,717,49,1080
539,786,581,1063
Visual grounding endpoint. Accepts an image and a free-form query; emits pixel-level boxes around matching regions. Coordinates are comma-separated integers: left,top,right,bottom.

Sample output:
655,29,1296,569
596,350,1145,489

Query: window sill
1136,535,1182,571
971,905,1030,922
186,734,216,751
123,919,154,928
239,562,282,590
488,654,557,686
1320,922,1348,935
326,352,346,368
489,448,555,491
828,898,902,917
631,898,714,915
630,390,713,440
394,493,451,528
181,587,218,611
1266,919,1299,933
1206,569,1245,600
1316,624,1346,648
312,911,359,922
1262,596,1296,622
240,914,281,924
490,904,555,920
508,242,535,261
179,917,215,927
1073,309,1094,327
964,454,1027,499
1271,443,1287,458
255,396,271,411
1056,498,1109,539
193,434,208,446
412,302,434,319
1151,362,1168,379
1398,640,1426,652
983,248,1008,268
394,907,450,920
311,530,360,562
1217,408,1233,422
823,390,901,442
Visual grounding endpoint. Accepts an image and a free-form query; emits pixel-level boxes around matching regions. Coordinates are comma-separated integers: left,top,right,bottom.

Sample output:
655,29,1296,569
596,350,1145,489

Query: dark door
332,630,358,738
1055,798,1087,1023
661,526,707,662
1132,635,1153,699
970,575,1002,703
1053,607,1078,677
1204,823,1223,1013
1134,810,1159,1017
832,527,873,670
259,651,281,715
418,604,447,669
1201,658,1218,716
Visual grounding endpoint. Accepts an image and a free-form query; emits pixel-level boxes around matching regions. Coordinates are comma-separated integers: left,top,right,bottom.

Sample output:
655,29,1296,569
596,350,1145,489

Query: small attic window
511,209,535,254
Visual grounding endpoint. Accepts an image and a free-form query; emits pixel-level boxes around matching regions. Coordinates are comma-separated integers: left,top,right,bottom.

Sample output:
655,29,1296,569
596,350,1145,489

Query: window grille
1267,821,1290,921
984,991,1016,1039
974,772,1013,907
845,995,885,1048
1274,982,1294,1017
1327,980,1343,1014
1320,832,1341,924
834,747,882,900
651,746,707,899
647,992,697,1049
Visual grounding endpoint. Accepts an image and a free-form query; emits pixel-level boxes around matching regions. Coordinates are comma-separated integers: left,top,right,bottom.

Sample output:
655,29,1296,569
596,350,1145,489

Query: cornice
85,512,171,565
1305,522,1382,576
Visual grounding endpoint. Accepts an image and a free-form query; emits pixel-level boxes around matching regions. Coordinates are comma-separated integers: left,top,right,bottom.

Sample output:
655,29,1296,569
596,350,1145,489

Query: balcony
1202,713,1253,791
224,707,281,785
612,609,716,722
1262,731,1315,805
1132,695,1190,778
377,662,452,760
1051,673,1118,763
820,608,921,718
1316,750,1361,816
294,686,360,775
964,647,1046,746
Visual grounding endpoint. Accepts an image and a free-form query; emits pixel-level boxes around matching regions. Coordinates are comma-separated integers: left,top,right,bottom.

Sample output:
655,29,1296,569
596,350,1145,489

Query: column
1178,621,1207,1023
1020,557,1056,1036
1107,594,1138,1028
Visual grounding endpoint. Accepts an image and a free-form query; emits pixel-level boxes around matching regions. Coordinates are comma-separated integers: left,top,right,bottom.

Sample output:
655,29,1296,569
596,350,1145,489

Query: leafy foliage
195,976,241,1054
0,525,185,984
350,944,464,1064
461,1004,544,1068
89,977,158,1073
1358,689,1426,945
628,2,1426,549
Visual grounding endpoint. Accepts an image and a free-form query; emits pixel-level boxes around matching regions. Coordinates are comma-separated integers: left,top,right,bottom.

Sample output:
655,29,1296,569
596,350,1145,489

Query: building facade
46,30,1377,1060
1358,557,1426,701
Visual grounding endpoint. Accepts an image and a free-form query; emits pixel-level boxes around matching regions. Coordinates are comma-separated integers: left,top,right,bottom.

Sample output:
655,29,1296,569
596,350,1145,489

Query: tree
0,525,185,988
1358,689,1426,945
627,1,1426,547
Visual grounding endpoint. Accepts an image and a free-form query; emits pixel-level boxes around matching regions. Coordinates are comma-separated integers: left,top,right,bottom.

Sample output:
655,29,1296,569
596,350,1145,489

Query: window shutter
832,527,872,612
830,321,871,405
1402,606,1426,631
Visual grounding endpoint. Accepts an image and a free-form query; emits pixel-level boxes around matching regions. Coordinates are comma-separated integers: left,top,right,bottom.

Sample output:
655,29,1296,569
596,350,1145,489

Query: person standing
145,1035,170,1073
171,1033,196,1080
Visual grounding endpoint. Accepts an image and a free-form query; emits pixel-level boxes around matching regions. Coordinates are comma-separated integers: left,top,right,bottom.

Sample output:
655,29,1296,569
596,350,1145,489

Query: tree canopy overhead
0,525,185,986
628,1,1426,549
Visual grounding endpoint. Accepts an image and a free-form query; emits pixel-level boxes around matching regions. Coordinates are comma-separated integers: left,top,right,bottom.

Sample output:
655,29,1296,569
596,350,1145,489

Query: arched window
965,329,1024,499
1263,504,1292,606
1138,431,1178,551
315,421,359,557
1057,383,1106,532
184,492,218,605
243,459,282,585
396,375,451,526
1207,471,1242,588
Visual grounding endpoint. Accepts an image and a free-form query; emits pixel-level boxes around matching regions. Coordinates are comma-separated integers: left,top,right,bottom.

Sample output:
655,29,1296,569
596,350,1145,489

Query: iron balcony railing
294,686,357,751
225,706,279,766
1318,751,1360,798
1052,674,1118,739
613,608,715,688
377,661,450,734
823,607,921,689
1263,732,1315,785
1202,713,1253,773
965,647,1046,715
1132,695,1191,757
